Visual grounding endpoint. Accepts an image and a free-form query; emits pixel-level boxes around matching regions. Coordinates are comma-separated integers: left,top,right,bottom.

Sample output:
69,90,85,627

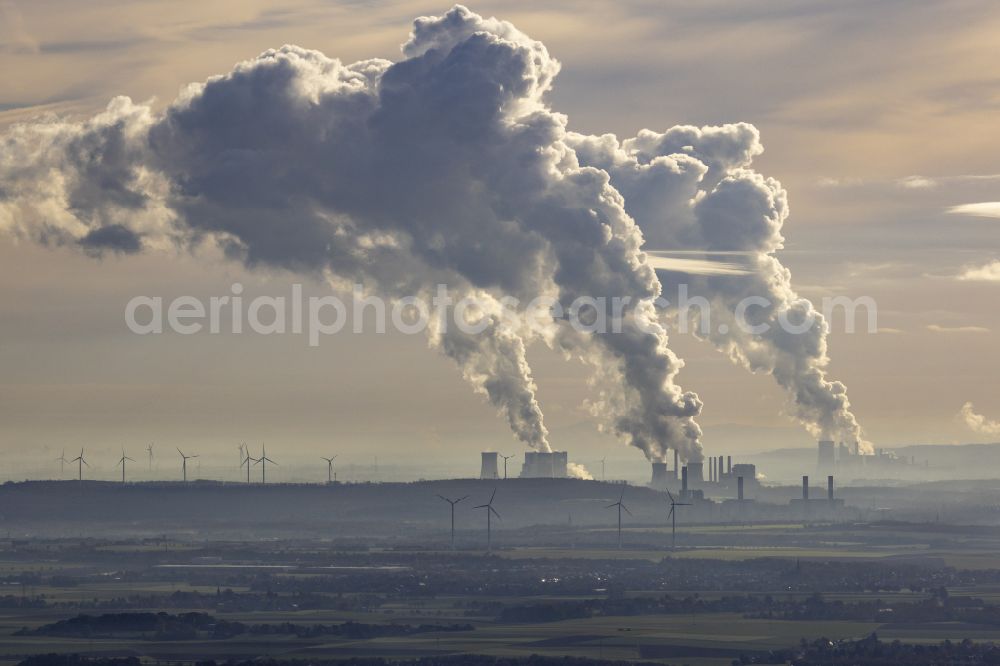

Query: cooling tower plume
569,125,870,452
960,402,1000,436
0,6,702,462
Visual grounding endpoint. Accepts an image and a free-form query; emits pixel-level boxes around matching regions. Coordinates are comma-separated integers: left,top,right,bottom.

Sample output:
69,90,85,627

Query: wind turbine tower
254,444,277,484
177,448,198,482
500,454,513,480
436,494,468,549
70,449,88,481
116,450,135,484
665,489,691,550
473,488,501,553
606,487,632,549
321,456,337,484
55,449,69,476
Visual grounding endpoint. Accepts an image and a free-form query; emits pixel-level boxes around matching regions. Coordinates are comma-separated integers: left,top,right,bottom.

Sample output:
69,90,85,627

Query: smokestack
737,475,744,501
802,475,809,501
481,452,499,480
650,462,669,488
827,475,834,501
727,456,732,476
681,466,689,493
709,459,714,483
673,449,679,479
719,456,724,481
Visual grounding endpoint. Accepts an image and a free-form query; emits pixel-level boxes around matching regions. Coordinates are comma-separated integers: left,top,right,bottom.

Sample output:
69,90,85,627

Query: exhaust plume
0,6,703,462
960,402,1000,436
570,124,871,452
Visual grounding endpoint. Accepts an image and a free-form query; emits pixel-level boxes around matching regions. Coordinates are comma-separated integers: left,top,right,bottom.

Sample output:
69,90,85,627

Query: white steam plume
570,124,871,452
0,6,703,462
960,402,1000,436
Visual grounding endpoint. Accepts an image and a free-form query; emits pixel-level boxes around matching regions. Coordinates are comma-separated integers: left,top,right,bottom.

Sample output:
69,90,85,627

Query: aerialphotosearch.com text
124,283,878,346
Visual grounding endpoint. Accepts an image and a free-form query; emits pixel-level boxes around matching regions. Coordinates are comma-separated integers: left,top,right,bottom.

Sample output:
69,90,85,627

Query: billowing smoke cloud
960,402,1000,436
570,124,871,451
0,6,703,462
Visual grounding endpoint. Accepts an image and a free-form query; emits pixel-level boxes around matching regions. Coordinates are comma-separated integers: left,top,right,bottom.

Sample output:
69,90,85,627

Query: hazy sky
1,0,999,478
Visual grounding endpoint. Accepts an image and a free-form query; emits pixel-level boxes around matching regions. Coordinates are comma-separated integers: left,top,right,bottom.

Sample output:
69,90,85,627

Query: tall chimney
727,456,732,476
673,449,679,479
802,475,809,501
480,452,499,480
681,466,689,493
737,475,744,501
719,456,724,481
827,475,834,501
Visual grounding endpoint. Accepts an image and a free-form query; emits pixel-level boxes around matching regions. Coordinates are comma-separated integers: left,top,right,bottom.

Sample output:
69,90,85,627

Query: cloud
960,402,1000,436
956,260,1000,282
947,202,1000,219
927,324,990,333
897,175,937,189
0,6,705,464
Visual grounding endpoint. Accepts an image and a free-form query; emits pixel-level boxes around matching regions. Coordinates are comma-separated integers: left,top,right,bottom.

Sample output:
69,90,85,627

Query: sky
1,0,999,479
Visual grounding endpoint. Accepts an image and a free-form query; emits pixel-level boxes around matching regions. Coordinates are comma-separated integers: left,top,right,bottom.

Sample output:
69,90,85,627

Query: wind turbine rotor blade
457,495,469,503
489,488,497,503
621,504,632,516
666,490,675,502
490,506,501,520
668,506,675,519
473,504,488,510
605,503,618,509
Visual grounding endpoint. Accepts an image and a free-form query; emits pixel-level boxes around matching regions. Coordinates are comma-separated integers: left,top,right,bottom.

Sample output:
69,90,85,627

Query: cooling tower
520,450,568,478
552,451,568,478
818,440,835,472
480,452,499,479
686,461,704,488
650,462,670,489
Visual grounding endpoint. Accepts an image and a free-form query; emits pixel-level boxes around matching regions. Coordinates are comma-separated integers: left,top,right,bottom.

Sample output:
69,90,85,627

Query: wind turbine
473,488,501,553
321,456,337,484
116,449,135,484
55,449,69,476
436,494,468,549
70,449,88,481
146,443,154,471
500,454,513,480
254,444,276,484
665,489,691,550
241,450,256,484
606,487,631,549
177,448,198,482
